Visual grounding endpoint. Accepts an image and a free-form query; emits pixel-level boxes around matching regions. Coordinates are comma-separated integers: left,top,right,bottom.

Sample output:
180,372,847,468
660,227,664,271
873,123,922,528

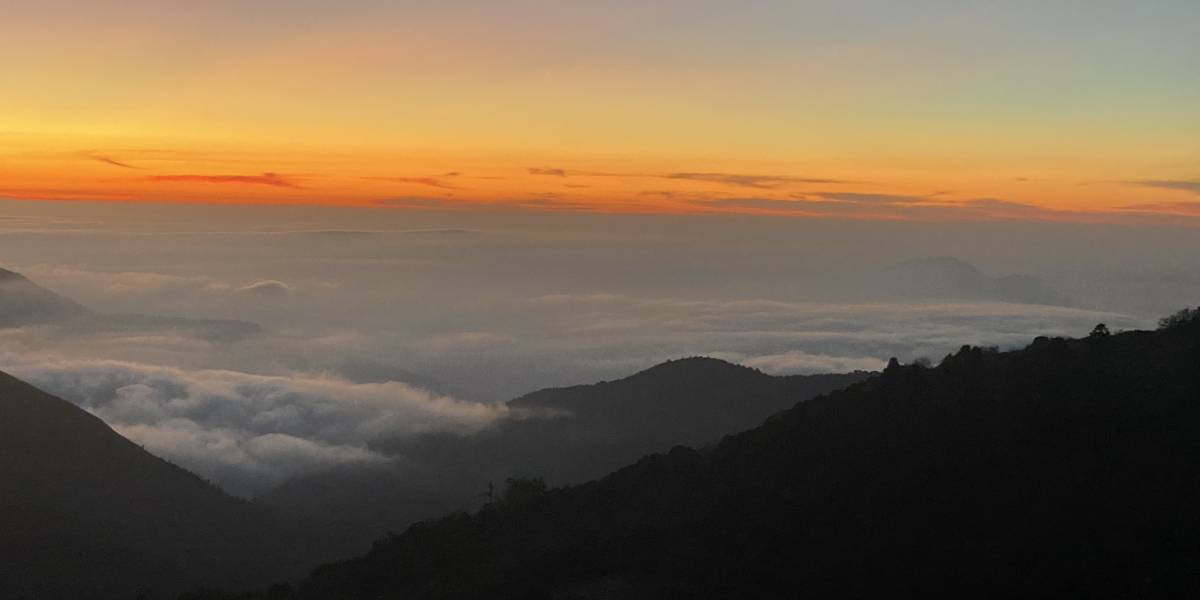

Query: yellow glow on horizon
2,128,1196,224
2,2,1197,222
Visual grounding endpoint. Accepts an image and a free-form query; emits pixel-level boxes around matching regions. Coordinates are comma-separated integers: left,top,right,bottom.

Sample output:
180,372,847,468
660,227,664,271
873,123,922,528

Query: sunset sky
2,0,1197,220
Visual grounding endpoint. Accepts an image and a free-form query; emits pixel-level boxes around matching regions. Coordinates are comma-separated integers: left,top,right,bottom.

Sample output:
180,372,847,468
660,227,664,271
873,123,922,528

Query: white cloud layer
1,351,504,495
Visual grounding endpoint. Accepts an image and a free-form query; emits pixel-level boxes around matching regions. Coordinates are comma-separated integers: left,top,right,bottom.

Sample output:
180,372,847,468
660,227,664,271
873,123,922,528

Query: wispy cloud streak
527,167,851,189
146,172,302,188
86,154,141,169
1130,180,1200,195
366,176,462,189
664,172,848,189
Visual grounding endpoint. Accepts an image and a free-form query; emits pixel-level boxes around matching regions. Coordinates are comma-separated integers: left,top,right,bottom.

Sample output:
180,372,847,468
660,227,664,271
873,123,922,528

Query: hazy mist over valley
0,199,1189,496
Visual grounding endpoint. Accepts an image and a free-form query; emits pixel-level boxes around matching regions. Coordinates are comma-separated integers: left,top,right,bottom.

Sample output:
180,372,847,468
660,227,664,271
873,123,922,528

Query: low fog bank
0,348,503,496
0,199,1186,493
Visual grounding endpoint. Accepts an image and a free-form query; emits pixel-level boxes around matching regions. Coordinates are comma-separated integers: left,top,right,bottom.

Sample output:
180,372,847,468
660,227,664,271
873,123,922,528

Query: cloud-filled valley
0,352,503,495
0,200,1193,496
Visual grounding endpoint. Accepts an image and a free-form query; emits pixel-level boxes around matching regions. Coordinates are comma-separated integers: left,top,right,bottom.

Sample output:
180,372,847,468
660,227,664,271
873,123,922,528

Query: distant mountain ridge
499,357,868,453
0,267,91,326
509,356,771,411
272,314,1200,599
883,256,1070,306
0,266,260,340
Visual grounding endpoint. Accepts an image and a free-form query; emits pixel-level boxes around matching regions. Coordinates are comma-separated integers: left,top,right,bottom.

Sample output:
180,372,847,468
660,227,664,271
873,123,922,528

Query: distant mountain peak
887,255,986,282
634,356,762,378
508,356,767,411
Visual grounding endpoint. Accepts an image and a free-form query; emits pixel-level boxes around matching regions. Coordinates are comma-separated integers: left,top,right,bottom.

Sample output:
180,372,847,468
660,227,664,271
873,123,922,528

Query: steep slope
289,318,1200,599
0,370,311,599
259,359,870,556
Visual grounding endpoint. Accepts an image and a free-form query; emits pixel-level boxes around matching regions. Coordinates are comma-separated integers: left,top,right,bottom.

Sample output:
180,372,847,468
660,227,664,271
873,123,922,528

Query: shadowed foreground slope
0,371,312,599
281,318,1200,599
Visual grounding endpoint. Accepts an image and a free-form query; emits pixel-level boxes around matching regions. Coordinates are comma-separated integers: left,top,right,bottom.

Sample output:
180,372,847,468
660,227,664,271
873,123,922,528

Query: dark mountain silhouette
0,266,260,341
249,314,1200,599
494,358,871,473
258,359,870,556
0,370,316,599
883,256,1070,306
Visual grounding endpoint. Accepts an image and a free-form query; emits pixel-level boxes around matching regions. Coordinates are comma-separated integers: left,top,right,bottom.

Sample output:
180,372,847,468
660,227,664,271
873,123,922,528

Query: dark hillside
0,371,312,599
289,317,1200,598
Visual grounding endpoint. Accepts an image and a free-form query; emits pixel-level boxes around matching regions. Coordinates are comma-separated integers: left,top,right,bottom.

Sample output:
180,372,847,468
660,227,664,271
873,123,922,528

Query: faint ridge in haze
0,265,261,341
0,267,92,326
883,256,1071,306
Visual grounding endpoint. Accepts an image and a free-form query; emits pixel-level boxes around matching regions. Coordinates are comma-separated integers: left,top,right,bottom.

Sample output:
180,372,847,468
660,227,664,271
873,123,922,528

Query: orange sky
2,1,1197,222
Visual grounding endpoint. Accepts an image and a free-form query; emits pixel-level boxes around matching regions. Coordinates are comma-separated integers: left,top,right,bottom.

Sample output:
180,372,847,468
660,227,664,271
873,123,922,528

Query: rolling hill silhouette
259,313,1200,599
0,370,314,599
259,359,870,556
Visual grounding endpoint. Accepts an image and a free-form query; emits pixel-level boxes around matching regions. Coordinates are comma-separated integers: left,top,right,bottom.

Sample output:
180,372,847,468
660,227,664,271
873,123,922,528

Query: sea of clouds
1,200,1187,495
